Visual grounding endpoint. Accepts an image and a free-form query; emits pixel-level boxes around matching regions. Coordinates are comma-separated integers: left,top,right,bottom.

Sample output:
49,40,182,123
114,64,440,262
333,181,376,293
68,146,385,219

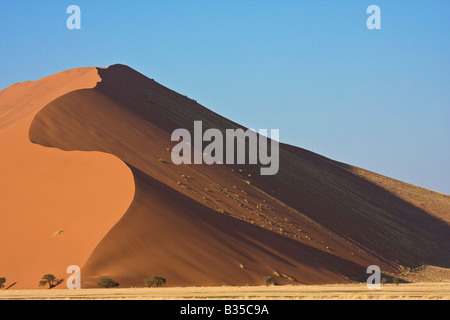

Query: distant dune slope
25,65,449,287
0,68,135,289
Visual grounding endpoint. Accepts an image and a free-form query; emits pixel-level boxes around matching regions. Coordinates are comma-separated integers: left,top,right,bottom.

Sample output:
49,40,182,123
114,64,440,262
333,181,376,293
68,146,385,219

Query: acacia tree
263,276,273,287
97,278,119,288
39,274,64,289
143,276,166,288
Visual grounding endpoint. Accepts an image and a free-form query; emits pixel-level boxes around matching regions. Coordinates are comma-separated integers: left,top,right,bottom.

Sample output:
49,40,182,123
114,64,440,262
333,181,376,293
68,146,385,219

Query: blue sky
0,0,449,193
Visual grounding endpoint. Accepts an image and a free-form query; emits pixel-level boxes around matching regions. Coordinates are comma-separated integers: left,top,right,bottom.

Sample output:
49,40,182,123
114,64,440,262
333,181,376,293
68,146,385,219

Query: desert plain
0,283,449,300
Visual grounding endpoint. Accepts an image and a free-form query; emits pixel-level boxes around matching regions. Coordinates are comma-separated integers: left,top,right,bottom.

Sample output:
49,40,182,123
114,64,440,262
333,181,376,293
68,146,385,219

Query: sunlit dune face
0,67,135,289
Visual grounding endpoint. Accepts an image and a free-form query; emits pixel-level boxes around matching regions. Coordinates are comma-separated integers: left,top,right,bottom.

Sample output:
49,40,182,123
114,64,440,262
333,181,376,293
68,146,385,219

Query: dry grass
1,283,449,300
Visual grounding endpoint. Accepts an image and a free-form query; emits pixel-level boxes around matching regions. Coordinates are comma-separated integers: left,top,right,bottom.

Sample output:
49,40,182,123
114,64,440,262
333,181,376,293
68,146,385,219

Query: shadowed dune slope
27,64,449,287
0,67,135,289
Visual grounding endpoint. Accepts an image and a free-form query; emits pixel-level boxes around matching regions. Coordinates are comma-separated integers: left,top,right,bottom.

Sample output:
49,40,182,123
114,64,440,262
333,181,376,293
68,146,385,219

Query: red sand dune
0,64,449,288
0,68,134,289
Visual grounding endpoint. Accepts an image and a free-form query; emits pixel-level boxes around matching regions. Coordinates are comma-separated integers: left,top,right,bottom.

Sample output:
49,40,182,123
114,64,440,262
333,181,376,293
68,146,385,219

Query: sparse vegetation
144,276,166,288
38,274,63,289
52,229,64,237
281,273,295,281
263,276,274,287
0,277,6,289
393,277,401,286
176,180,191,189
97,278,119,288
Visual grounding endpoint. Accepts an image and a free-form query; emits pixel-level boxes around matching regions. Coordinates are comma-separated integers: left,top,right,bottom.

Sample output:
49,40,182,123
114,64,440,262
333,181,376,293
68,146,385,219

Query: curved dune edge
0,67,135,289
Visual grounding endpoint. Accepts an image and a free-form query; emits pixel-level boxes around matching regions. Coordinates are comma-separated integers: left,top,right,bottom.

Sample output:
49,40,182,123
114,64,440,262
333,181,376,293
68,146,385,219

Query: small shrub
393,277,401,286
381,278,387,285
52,229,64,237
144,276,166,288
0,277,6,289
263,276,273,287
97,278,119,288
38,274,63,289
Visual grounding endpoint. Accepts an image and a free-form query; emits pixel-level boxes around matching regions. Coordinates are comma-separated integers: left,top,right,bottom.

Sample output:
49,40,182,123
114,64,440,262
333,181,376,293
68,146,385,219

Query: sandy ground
1,283,449,300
